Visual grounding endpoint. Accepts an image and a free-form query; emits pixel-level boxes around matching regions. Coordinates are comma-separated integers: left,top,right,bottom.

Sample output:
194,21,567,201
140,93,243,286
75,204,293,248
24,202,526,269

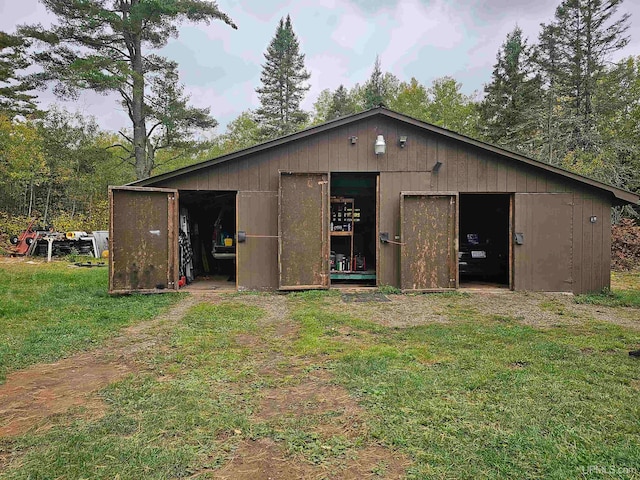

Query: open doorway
330,173,378,285
459,194,510,288
179,191,237,291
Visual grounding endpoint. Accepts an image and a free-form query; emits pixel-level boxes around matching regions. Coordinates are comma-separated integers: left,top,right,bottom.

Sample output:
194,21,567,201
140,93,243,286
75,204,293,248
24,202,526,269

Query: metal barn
109,107,639,294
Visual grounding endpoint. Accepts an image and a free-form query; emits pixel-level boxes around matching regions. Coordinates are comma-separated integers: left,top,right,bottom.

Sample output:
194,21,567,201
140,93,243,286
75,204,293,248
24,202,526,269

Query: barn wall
153,116,614,293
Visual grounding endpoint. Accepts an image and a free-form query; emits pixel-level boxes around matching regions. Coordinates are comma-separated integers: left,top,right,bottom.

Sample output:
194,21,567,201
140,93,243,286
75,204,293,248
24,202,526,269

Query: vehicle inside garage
458,194,510,287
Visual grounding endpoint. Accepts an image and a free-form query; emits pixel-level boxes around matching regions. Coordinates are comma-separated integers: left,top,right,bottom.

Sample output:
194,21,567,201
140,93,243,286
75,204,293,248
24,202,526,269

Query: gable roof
131,107,639,205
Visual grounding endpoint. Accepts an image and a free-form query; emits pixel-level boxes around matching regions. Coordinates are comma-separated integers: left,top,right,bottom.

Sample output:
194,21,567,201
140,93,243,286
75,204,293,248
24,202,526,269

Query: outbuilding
108,107,639,294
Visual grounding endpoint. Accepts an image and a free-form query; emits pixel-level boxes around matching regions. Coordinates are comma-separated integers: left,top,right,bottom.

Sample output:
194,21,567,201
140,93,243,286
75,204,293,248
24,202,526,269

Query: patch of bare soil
0,296,200,437
464,291,640,330
207,295,411,479
332,290,639,330
324,294,451,327
213,438,408,480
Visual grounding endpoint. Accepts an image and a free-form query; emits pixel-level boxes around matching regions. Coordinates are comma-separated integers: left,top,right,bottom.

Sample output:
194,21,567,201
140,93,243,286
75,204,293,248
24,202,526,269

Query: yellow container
224,238,233,247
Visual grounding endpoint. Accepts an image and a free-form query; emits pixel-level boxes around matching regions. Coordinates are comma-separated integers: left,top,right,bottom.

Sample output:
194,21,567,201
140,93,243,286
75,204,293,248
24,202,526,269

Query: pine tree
361,56,399,109
534,22,566,164
326,85,358,120
480,27,542,155
21,0,236,180
547,0,630,152
363,56,385,109
255,15,310,139
0,32,38,118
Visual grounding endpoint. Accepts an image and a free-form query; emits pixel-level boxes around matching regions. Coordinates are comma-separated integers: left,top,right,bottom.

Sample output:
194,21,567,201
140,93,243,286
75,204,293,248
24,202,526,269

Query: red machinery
8,219,41,256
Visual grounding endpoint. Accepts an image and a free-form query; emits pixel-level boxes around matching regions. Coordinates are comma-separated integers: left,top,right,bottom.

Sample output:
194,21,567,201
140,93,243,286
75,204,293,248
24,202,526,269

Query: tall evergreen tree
361,56,399,109
0,32,38,118
255,15,310,139
480,27,541,155
326,85,358,120
546,0,630,152
21,0,236,180
534,22,566,165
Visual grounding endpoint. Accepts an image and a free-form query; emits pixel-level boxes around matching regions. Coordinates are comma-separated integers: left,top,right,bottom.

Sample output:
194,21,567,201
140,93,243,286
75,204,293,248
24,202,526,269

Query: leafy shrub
612,218,640,271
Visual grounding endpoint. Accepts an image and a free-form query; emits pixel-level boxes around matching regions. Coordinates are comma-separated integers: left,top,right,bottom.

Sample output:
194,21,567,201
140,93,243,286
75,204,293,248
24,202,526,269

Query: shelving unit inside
329,174,377,284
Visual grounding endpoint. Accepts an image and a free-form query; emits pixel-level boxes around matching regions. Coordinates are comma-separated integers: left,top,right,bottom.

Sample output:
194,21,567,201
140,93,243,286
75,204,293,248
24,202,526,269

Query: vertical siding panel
291,141,301,172
407,129,418,172
536,175,547,193
591,197,603,291
248,156,260,190
356,121,366,171
337,126,347,171
238,157,249,191
601,200,612,291
347,124,359,172
526,172,538,192
216,164,228,190
228,160,240,190
507,163,517,191
208,166,219,189
309,136,319,172
582,197,594,293
318,131,329,172
329,128,340,171
486,155,498,191
496,160,507,192
428,137,438,190
572,194,583,294
398,127,409,172
387,122,398,171
477,152,488,192
417,133,428,172
516,167,527,192
299,138,310,172
259,152,270,190
366,119,377,171
457,147,468,192
467,150,478,192
446,141,458,191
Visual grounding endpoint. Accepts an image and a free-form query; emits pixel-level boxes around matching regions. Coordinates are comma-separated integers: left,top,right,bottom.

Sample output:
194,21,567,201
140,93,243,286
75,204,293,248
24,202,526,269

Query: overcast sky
1,0,639,134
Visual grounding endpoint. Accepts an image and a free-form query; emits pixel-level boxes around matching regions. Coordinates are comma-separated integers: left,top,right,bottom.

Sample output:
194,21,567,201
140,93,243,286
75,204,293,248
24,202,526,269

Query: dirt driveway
1,288,638,478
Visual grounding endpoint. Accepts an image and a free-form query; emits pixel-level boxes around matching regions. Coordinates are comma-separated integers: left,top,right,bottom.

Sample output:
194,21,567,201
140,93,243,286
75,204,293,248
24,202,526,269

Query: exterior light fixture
432,160,443,172
399,135,408,148
374,135,386,155
349,136,358,144
590,215,597,223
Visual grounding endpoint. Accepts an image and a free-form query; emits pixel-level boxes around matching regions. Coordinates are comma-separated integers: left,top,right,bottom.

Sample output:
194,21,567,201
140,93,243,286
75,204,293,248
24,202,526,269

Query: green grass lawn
0,261,180,383
1,265,639,479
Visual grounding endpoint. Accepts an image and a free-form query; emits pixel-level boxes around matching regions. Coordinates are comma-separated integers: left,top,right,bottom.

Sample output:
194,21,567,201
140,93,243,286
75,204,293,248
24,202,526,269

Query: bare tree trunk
27,177,34,218
43,182,52,224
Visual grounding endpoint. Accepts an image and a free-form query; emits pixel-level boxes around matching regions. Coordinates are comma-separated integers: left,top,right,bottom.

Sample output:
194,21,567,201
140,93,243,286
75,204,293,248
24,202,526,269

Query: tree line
1,0,639,233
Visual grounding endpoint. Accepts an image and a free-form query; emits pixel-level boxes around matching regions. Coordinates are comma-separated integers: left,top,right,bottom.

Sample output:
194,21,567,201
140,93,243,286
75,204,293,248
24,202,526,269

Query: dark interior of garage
459,194,510,287
330,173,377,285
178,191,236,288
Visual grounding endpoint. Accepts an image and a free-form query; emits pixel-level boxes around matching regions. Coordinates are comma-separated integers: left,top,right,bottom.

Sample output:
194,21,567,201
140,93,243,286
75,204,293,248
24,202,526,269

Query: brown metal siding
109,187,178,294
278,173,329,289
513,193,574,292
237,191,279,290
400,193,457,291
148,115,616,292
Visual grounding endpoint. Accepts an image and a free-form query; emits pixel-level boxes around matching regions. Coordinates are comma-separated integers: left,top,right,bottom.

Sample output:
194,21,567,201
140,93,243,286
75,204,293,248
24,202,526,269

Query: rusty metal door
400,192,458,291
279,172,329,290
513,193,573,292
109,186,179,294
